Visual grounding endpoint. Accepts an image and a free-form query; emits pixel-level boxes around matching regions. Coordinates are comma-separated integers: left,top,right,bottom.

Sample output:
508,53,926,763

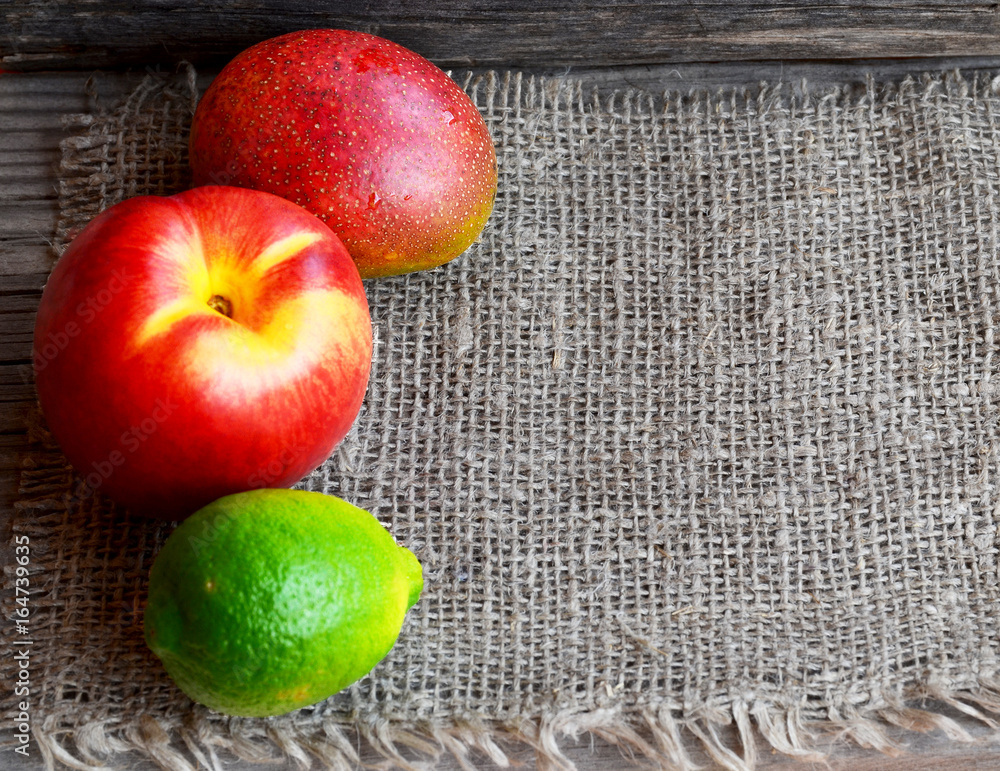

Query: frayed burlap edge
19,66,1000,770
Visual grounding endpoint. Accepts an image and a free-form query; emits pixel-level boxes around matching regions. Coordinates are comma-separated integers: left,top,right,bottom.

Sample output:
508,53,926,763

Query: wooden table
5,3,1000,767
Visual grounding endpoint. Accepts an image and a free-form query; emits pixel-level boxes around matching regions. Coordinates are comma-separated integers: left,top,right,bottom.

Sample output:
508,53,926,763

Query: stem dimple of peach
208,294,233,318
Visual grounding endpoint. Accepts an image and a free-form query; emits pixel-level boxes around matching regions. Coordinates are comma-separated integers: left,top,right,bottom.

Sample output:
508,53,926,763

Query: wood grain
5,1,1000,72
3,68,1000,771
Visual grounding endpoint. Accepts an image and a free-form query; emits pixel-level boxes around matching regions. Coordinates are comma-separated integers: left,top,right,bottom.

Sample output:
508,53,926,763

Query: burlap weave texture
12,66,1000,768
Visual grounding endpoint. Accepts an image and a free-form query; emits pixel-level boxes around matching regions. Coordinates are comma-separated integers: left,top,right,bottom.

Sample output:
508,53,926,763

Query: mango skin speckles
189,29,498,279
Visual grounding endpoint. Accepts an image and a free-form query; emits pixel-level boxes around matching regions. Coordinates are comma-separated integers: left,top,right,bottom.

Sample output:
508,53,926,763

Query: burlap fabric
10,65,1000,769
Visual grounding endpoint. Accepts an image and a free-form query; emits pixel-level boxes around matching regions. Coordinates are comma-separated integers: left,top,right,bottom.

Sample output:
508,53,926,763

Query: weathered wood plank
0,111,92,132
0,247,56,277
0,70,112,94
0,129,71,154
2,274,50,294
0,370,35,406
0,149,57,169
0,178,58,202
0,399,33,434
4,1,1000,72
517,56,1000,96
0,207,59,241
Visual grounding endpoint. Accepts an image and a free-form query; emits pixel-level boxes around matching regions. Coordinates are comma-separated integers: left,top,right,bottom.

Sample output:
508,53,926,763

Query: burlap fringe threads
25,687,1000,771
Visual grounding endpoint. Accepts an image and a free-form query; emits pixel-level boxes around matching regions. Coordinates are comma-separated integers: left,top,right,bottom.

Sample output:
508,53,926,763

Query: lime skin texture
144,488,423,717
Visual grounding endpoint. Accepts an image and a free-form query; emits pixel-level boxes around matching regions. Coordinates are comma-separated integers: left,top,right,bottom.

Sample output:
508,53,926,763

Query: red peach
33,186,372,519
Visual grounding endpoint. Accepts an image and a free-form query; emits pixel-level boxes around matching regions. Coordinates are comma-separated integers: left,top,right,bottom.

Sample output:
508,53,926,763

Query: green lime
143,489,422,717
